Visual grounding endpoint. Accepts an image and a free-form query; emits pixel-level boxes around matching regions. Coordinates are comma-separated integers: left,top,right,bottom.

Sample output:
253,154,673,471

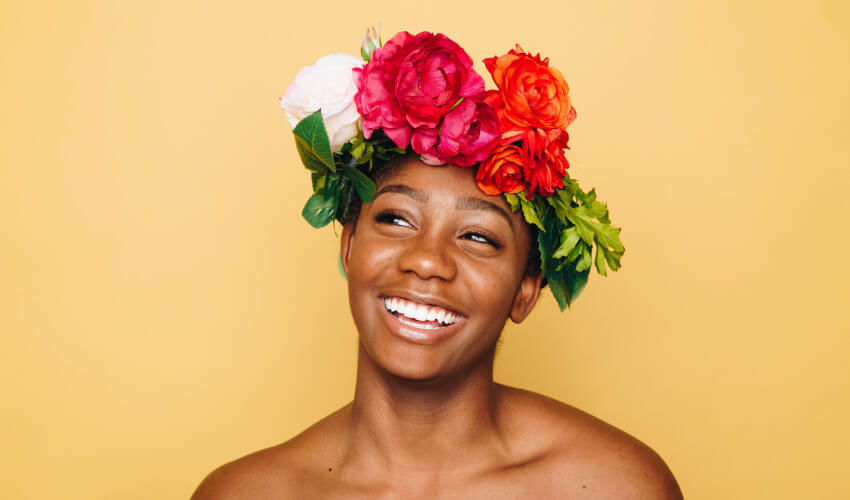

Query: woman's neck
342,343,508,480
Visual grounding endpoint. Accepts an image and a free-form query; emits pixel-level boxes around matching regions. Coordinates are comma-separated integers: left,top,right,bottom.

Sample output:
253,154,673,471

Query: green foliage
343,165,376,203
293,111,334,173
518,194,545,231
302,192,336,228
503,192,522,212
292,116,405,228
525,172,624,311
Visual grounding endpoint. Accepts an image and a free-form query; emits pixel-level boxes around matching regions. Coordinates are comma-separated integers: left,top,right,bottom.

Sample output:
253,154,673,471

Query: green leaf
564,267,590,305
519,197,545,231
537,224,566,311
595,246,609,276
548,264,591,311
575,245,592,272
547,268,570,311
350,140,366,159
595,242,624,274
553,226,581,260
293,111,334,173
301,192,336,228
335,181,352,224
324,171,342,201
343,165,376,203
565,239,585,263
534,175,624,309
504,192,521,212
311,172,326,192
546,194,570,222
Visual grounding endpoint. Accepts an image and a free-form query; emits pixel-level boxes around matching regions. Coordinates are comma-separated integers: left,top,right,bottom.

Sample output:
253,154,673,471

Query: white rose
280,54,365,152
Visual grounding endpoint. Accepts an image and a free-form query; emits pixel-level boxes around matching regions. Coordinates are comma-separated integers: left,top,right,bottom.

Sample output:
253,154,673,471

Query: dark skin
192,156,683,499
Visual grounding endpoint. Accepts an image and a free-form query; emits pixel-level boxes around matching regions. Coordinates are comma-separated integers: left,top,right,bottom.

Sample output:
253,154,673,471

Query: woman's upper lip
379,291,467,318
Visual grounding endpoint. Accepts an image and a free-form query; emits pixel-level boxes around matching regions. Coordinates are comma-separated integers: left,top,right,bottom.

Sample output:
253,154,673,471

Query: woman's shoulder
498,384,683,499
190,406,348,500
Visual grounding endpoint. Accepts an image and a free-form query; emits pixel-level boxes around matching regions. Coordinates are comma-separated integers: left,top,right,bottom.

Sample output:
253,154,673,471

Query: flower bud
360,25,381,62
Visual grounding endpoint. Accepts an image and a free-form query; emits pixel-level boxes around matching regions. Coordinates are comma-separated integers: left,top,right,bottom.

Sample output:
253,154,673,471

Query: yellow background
2,0,848,498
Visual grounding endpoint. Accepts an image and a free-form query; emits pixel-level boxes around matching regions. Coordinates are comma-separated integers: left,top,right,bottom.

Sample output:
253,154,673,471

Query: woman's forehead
377,156,510,209
372,156,528,233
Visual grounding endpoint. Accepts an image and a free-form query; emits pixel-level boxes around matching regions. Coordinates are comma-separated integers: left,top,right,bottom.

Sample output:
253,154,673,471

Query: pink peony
435,99,500,167
353,31,486,150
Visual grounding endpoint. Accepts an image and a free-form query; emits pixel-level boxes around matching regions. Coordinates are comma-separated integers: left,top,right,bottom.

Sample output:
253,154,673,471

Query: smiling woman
191,28,682,499
341,156,541,382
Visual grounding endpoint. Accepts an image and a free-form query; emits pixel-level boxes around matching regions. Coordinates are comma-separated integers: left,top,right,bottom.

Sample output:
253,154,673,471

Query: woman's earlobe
509,272,544,324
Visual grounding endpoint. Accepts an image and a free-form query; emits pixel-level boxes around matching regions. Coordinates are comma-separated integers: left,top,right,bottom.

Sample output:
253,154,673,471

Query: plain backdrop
2,1,849,498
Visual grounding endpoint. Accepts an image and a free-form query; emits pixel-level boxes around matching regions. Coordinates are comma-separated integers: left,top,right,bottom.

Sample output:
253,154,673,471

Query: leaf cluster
293,111,406,228
504,175,624,311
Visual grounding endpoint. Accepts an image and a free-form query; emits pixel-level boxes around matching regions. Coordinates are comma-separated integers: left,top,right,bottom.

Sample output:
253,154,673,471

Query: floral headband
280,27,624,310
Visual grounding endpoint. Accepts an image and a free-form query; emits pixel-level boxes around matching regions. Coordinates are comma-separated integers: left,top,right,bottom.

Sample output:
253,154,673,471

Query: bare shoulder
190,405,349,500
499,385,683,500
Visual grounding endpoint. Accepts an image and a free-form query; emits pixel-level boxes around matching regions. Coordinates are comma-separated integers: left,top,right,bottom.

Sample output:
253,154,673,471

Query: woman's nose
397,230,458,282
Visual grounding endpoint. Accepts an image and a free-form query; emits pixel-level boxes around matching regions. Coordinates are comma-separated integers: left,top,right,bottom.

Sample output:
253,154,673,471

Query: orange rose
475,144,528,195
484,46,576,141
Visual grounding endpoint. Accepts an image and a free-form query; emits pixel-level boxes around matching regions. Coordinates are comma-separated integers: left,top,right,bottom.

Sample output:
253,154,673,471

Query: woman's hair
341,154,543,282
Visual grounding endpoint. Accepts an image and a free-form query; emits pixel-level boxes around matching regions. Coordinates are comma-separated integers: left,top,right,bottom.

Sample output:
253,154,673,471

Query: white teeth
403,302,418,319
384,297,461,326
414,305,428,321
436,310,446,323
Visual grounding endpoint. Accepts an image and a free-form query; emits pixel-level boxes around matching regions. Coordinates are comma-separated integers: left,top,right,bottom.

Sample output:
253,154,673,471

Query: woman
193,29,683,499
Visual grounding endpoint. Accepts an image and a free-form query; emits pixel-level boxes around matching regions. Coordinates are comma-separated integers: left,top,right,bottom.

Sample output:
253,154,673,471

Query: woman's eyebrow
375,184,515,233
455,196,515,233
375,184,429,203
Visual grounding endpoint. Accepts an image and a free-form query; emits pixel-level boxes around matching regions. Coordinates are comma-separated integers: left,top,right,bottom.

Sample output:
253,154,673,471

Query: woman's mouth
380,296,465,340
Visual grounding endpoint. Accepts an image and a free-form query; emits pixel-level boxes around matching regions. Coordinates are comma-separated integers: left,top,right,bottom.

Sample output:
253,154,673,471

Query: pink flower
353,31,486,150
435,99,500,167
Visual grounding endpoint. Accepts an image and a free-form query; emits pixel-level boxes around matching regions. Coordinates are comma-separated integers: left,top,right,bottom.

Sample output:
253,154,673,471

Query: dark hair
342,154,543,281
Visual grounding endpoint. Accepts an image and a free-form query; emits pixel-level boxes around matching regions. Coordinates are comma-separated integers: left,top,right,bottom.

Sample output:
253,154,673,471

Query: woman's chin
369,345,452,382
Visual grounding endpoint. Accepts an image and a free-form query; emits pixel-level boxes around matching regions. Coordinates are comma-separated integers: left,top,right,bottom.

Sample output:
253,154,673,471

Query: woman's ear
509,272,543,324
340,222,355,278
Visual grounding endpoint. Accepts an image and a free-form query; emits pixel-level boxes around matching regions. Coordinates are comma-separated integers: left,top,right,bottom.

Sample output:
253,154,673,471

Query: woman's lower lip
379,299,463,344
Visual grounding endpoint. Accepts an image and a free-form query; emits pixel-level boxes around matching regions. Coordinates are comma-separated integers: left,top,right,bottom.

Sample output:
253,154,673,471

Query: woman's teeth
383,297,459,327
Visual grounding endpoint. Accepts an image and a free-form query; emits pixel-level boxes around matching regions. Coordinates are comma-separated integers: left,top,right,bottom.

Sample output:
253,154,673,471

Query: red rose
354,31,486,149
395,32,485,128
353,31,415,147
435,99,500,167
476,144,528,195
483,46,576,143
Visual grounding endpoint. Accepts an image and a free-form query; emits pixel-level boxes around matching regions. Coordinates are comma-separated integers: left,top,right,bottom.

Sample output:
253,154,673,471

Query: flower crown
280,27,623,310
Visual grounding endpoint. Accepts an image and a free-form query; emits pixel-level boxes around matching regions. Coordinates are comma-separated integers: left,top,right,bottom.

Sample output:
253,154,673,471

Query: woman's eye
375,211,412,228
462,232,502,249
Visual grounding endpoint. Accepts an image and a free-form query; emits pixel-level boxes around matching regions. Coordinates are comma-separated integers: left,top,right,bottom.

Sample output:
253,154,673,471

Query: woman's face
341,156,542,382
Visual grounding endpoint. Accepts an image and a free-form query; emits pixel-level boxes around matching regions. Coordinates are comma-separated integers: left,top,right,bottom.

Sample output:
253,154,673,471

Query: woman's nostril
399,237,458,281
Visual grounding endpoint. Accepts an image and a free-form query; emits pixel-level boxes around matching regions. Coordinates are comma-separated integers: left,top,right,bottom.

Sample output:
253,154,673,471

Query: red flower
483,45,576,143
353,31,415,147
354,31,486,150
523,128,570,197
476,144,528,195
435,99,500,167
